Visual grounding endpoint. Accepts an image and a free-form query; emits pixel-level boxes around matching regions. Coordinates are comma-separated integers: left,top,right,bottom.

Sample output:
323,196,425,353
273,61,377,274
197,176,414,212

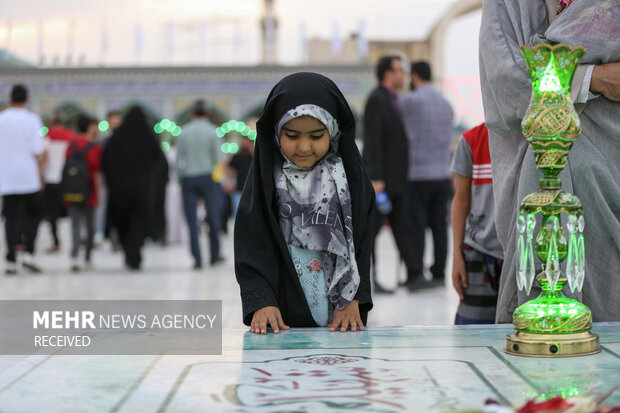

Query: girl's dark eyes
283,132,325,140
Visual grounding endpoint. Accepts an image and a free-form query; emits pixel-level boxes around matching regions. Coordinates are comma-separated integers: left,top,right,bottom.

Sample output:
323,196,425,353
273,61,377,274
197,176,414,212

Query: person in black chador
147,143,169,244
234,72,375,334
101,106,162,270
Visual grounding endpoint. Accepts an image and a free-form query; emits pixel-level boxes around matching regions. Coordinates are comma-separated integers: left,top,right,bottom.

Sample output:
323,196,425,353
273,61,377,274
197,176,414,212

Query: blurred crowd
0,85,254,274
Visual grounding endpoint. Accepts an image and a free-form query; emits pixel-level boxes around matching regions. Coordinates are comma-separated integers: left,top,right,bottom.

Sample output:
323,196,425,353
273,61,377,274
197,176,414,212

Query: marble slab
0,324,618,412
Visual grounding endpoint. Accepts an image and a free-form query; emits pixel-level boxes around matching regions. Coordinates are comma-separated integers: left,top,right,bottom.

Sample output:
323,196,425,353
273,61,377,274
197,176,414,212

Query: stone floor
0,219,461,329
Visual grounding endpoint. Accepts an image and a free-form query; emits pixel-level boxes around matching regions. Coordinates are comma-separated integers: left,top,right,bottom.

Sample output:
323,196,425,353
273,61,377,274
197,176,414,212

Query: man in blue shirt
400,61,454,291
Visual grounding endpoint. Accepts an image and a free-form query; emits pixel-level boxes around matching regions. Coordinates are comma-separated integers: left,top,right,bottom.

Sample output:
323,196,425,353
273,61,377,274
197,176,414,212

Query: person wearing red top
65,114,102,272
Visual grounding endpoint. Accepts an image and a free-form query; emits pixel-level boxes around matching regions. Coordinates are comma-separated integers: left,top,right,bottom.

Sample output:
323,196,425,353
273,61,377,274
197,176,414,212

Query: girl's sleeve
353,165,375,315
234,167,282,326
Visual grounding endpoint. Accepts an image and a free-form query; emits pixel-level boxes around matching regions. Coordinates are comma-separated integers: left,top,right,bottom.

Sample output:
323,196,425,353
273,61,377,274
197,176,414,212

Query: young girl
234,72,375,334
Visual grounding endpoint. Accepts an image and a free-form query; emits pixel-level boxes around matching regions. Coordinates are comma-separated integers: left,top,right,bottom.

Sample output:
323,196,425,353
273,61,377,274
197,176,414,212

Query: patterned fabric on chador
274,104,360,312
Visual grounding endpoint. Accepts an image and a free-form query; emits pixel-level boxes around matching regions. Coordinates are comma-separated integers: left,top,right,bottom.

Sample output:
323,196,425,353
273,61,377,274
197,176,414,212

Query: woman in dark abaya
147,148,169,244
102,106,161,269
234,72,375,334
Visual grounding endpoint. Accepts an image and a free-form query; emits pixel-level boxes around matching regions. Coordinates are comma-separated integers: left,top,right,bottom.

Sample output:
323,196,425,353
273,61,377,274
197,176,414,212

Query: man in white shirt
0,84,45,274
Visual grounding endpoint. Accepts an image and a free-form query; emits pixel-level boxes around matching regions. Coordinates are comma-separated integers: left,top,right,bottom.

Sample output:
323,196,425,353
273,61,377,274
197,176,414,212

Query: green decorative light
229,142,239,154
39,126,49,137
161,141,170,152
160,119,171,130
221,143,230,153
523,382,583,401
98,121,109,132
539,57,561,92
154,123,164,134
167,121,177,131
171,126,182,137
218,120,257,140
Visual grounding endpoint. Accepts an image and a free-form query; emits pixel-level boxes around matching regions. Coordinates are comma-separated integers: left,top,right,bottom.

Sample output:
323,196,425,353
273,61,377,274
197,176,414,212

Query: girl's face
280,115,330,168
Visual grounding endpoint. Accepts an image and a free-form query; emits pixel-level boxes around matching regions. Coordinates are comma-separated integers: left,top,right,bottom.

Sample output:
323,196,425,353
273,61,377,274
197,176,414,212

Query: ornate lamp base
505,331,600,357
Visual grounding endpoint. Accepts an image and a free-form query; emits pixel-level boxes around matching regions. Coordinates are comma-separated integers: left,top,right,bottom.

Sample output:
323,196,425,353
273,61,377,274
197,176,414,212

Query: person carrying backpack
63,114,102,272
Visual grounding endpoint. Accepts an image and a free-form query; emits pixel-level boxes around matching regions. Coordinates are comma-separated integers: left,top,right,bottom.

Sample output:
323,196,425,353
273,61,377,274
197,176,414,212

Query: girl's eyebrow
282,127,327,134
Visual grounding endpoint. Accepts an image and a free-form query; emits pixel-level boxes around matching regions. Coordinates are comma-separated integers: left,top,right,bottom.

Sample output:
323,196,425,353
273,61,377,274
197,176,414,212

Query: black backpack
61,141,94,204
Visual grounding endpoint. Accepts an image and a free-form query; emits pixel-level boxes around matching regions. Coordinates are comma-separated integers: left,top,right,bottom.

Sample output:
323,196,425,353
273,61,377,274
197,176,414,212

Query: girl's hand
329,300,364,332
250,306,290,334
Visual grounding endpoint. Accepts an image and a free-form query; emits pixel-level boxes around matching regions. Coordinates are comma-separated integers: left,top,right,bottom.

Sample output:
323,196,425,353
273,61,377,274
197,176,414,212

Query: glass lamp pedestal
505,275,599,357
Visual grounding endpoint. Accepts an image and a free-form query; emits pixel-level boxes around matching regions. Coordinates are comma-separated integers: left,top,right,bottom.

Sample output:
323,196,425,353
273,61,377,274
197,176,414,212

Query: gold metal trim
532,140,573,148
520,43,586,54
505,331,600,357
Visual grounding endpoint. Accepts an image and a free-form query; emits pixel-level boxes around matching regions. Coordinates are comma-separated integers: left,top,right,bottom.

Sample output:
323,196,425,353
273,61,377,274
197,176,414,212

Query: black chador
234,72,375,327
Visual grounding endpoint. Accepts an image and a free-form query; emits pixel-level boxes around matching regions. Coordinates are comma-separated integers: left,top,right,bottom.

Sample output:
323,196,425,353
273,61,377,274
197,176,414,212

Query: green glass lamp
504,43,600,357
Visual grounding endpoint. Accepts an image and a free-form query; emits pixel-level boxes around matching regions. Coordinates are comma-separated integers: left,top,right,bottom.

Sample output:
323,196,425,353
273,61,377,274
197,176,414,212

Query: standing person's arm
93,172,102,206
590,62,620,102
29,116,45,158
542,0,620,104
38,139,49,188
222,156,236,194
175,134,186,182
92,145,103,206
30,117,46,182
451,175,471,301
362,93,385,194
450,135,474,301
479,0,543,138
210,127,223,172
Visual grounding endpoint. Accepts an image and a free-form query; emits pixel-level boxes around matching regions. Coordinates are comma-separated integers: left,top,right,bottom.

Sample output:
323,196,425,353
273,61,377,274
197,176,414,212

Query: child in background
234,72,375,334
65,114,102,272
450,123,503,324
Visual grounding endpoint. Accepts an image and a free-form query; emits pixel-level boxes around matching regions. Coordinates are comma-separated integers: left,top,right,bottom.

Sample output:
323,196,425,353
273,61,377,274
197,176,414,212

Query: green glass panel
520,44,584,180
513,276,591,334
